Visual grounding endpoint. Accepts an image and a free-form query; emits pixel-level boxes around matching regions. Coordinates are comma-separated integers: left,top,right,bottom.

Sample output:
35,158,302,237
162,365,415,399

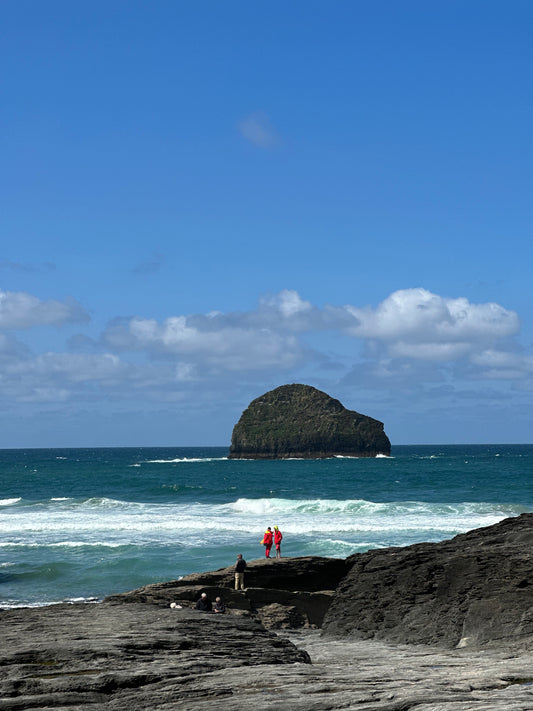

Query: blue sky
1,1,532,447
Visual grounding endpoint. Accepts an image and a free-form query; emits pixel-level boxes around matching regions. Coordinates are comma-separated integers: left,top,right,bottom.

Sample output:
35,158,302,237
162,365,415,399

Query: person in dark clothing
195,592,212,611
213,596,226,613
235,553,246,590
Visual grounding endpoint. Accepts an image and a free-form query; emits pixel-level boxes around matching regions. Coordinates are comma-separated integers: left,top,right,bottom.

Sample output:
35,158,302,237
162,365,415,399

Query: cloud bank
0,287,530,407
0,289,89,329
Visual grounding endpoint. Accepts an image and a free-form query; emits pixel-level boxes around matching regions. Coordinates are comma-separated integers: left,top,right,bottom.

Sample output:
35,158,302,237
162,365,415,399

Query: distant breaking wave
0,495,528,548
142,457,228,464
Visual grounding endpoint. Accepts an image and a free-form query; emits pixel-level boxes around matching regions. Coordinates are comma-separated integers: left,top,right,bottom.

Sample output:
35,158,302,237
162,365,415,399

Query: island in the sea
228,383,391,459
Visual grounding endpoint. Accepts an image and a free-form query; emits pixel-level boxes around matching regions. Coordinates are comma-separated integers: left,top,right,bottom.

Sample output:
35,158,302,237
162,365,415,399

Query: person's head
267,527,272,531
216,597,221,602
274,526,278,530
201,592,207,598
237,553,242,559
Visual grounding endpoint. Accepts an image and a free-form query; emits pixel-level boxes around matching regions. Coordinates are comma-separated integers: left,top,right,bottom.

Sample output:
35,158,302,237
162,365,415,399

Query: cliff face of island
228,383,391,459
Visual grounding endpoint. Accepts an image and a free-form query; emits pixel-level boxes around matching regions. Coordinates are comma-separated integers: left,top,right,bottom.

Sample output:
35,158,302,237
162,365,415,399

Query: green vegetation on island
228,384,391,459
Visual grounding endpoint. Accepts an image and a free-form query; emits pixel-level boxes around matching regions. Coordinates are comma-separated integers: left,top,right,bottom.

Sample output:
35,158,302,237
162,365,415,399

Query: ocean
1,444,532,609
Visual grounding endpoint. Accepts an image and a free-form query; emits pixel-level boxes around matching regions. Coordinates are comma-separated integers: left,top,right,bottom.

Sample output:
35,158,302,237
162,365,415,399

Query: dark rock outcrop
0,602,309,710
106,556,349,629
228,384,391,459
322,513,533,650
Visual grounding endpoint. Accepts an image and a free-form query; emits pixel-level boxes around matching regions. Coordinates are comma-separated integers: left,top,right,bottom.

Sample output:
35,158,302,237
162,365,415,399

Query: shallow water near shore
1,443,532,608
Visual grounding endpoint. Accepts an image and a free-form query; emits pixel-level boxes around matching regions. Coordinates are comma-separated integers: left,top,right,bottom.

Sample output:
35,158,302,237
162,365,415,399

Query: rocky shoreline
2,515,533,709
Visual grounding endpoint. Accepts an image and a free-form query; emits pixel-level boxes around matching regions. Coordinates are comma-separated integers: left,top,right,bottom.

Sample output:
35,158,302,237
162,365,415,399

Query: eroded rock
322,513,533,649
105,556,346,629
228,384,391,458
0,602,310,710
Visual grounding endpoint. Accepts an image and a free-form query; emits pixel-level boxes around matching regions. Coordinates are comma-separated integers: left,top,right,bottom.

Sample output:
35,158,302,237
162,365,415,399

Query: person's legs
265,545,272,558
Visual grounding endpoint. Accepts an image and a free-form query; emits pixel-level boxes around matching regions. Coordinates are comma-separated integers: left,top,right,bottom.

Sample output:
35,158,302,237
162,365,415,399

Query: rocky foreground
2,515,533,710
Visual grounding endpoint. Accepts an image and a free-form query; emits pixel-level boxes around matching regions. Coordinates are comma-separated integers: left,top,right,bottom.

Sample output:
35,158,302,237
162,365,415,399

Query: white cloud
261,289,312,318
345,288,519,360
103,313,304,372
1,287,531,408
469,349,533,379
238,111,279,148
100,288,525,376
0,289,90,329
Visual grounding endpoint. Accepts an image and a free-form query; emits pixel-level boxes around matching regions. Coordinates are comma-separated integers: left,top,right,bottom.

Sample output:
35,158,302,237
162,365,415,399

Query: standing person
261,526,273,558
235,553,246,590
274,525,283,558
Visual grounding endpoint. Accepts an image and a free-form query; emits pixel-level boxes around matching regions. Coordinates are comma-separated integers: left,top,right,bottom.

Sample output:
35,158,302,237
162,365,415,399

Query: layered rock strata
322,512,533,650
228,383,391,458
105,555,349,629
0,603,309,710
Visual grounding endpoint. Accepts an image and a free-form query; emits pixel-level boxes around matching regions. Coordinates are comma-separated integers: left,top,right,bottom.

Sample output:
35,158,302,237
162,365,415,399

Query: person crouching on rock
261,527,273,558
274,525,282,558
195,592,212,611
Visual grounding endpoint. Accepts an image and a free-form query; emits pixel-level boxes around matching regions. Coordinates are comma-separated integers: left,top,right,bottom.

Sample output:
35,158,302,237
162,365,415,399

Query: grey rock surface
0,601,309,710
177,630,533,710
3,603,533,710
323,512,533,649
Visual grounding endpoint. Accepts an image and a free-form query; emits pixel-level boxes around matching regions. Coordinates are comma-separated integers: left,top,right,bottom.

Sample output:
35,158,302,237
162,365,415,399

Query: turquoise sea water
1,444,532,608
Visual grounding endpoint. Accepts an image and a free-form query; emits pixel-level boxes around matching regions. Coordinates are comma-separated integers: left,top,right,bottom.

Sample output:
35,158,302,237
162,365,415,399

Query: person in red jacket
261,527,273,558
273,525,283,558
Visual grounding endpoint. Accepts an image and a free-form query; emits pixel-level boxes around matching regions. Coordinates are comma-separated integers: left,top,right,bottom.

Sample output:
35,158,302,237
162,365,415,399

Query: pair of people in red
261,525,282,558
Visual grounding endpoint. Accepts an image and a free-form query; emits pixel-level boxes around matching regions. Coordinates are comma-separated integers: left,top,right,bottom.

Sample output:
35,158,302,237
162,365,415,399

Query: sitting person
195,592,212,612
213,596,226,613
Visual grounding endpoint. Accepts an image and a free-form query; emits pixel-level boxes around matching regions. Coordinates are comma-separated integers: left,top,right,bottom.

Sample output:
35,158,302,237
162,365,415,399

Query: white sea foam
143,457,227,463
0,498,21,506
0,597,99,609
0,541,127,549
0,495,527,551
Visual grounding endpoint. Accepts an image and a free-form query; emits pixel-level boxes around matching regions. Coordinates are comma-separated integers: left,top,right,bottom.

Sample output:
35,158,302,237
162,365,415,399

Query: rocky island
3,515,533,709
228,383,391,459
